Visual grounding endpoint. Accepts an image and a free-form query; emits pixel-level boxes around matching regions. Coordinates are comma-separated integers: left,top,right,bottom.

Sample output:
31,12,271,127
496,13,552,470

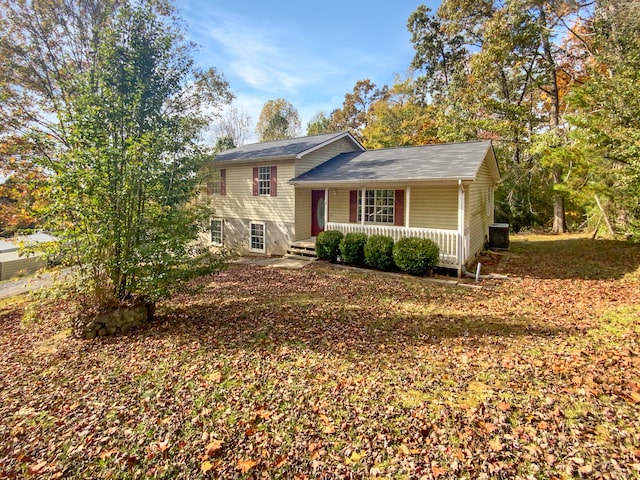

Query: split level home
204,131,500,276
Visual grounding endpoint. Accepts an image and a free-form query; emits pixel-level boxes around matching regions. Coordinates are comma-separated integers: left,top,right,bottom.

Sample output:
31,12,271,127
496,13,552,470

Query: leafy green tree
0,0,232,309
306,112,333,136
214,135,236,153
407,5,468,103
256,98,301,142
569,0,640,235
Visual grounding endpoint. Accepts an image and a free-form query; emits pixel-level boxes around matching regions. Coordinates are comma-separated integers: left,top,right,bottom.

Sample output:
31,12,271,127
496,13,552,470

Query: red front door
311,190,326,237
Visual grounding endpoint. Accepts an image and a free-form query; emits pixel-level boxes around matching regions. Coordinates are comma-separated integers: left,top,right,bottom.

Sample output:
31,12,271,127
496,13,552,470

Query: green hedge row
315,230,440,276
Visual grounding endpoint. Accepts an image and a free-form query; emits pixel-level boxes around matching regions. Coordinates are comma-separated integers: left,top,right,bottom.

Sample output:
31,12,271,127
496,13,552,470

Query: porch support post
457,180,465,276
324,188,329,230
405,186,411,228
361,188,366,225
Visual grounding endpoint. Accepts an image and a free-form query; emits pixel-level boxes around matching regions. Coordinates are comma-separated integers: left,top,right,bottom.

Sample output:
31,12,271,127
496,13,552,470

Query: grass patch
0,294,28,310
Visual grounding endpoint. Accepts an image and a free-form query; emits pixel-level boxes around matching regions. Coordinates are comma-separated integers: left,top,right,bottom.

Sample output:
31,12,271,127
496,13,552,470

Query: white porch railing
326,222,460,267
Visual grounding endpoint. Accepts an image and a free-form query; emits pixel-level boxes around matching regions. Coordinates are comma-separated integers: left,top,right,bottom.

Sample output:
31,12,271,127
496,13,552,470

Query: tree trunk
552,167,567,233
539,4,567,234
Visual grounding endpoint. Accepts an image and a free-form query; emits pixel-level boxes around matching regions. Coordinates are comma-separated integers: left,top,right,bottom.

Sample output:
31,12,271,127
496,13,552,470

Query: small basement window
250,222,266,253
210,218,223,246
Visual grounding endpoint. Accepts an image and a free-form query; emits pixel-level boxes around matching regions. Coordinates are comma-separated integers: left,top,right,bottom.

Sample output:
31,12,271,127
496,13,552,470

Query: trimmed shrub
339,232,368,265
364,235,395,271
315,230,343,262
392,237,440,275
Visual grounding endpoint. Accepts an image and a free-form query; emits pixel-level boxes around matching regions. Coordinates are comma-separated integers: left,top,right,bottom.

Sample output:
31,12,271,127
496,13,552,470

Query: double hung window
257,166,271,196
210,219,223,246
207,169,226,195
358,189,395,224
252,166,277,197
250,222,265,253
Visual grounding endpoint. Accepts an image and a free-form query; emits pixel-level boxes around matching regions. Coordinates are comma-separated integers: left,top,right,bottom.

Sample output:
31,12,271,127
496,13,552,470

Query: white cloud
184,7,314,95
176,0,418,143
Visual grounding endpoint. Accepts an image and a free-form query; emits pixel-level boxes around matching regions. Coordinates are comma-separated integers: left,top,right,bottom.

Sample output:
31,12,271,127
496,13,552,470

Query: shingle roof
0,233,58,254
290,140,495,184
215,132,361,163
0,240,16,253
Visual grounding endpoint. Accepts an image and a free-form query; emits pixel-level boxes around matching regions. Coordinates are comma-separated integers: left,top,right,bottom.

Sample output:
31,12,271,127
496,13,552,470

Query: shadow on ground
140,306,564,358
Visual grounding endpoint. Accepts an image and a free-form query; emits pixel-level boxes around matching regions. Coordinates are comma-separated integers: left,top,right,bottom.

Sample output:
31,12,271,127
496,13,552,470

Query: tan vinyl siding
327,189,351,224
467,155,495,258
408,185,458,230
0,252,44,280
211,161,295,223
294,189,312,240
295,137,360,176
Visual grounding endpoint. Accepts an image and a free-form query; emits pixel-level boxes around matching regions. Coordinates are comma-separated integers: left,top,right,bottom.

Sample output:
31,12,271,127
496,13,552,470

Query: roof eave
289,176,474,186
214,154,297,165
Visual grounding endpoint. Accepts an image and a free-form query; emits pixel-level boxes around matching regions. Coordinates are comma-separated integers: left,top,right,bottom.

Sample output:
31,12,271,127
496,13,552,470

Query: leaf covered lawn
1,234,639,479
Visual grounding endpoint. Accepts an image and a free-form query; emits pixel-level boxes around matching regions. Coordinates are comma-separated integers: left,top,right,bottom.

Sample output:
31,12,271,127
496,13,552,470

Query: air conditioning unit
488,223,509,250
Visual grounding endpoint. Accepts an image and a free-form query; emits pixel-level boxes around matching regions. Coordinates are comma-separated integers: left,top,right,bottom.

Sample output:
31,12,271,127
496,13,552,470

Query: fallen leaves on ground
0,234,639,478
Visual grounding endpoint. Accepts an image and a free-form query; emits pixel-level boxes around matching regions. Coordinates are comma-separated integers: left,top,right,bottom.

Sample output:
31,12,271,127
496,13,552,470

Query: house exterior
205,132,500,275
0,232,56,280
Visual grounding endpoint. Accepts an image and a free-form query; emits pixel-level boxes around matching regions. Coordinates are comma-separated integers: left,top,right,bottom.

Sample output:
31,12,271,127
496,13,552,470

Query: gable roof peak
214,131,362,164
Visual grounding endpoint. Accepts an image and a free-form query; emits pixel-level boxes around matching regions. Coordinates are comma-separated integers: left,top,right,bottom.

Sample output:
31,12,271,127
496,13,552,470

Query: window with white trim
210,218,223,246
486,187,494,217
250,222,266,252
207,168,225,195
358,189,395,224
258,166,271,196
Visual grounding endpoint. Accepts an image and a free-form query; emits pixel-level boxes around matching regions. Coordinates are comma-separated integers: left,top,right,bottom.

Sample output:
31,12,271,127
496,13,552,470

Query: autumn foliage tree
328,79,389,143
0,137,48,236
407,0,596,232
361,79,439,149
256,98,301,142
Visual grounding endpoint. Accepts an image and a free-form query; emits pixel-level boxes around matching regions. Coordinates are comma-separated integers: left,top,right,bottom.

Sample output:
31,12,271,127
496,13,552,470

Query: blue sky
174,0,440,143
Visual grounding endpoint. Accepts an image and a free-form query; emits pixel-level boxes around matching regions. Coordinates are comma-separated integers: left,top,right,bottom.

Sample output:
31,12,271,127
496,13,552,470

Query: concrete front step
286,247,317,258
287,238,317,258
283,253,317,262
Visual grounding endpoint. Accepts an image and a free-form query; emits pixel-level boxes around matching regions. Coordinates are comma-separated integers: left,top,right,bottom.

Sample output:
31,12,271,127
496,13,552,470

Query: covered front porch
295,182,469,274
